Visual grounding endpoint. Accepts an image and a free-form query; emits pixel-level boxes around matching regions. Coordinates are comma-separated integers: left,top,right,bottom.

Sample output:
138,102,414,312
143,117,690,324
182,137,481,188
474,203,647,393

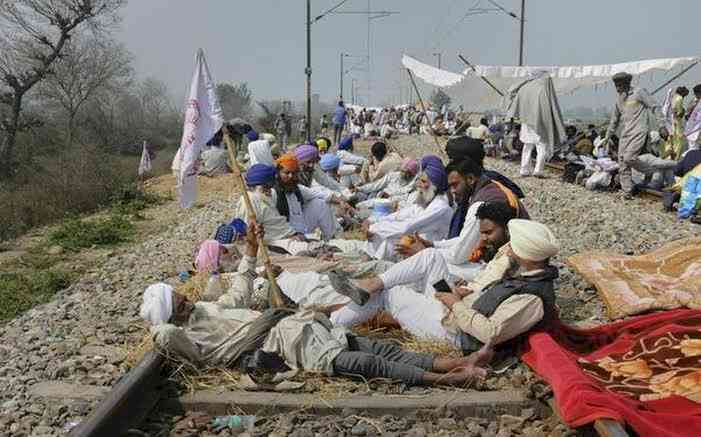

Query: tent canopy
402,54,700,111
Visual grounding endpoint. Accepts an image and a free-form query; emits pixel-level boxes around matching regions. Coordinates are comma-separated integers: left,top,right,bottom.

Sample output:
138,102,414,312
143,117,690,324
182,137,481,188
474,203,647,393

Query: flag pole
405,68,443,152
651,61,700,95
222,127,289,309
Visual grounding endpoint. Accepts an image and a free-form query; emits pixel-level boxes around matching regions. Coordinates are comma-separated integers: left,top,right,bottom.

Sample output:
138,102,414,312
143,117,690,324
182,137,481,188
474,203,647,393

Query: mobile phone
432,279,452,293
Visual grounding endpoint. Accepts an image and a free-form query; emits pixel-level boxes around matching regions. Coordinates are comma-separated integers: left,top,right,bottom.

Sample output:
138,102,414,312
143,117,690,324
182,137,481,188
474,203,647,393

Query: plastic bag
585,171,612,190
678,175,701,219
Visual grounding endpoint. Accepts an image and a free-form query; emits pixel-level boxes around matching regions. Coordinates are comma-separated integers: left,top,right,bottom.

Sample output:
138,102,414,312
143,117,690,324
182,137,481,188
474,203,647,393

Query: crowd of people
153,72,701,391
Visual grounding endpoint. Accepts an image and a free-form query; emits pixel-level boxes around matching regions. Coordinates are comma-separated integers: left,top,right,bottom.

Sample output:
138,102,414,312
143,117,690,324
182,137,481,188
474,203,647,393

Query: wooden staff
405,68,443,152
222,127,288,309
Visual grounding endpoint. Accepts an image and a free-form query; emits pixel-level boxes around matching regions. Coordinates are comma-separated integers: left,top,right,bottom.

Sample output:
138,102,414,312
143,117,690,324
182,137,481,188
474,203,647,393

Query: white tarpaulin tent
402,54,700,111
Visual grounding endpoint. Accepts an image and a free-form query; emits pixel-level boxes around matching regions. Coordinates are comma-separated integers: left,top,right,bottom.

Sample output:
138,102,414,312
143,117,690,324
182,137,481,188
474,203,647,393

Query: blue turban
420,155,448,192
319,154,341,171
245,163,276,187
246,130,259,142
339,136,353,150
214,219,247,244
229,218,247,236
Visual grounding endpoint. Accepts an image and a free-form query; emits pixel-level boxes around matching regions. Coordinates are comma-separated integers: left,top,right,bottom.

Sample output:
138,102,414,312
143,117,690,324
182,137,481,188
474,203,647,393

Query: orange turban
276,152,299,172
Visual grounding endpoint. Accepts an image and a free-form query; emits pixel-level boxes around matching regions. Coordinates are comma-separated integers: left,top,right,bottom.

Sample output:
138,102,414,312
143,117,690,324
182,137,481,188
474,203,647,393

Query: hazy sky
117,1,701,108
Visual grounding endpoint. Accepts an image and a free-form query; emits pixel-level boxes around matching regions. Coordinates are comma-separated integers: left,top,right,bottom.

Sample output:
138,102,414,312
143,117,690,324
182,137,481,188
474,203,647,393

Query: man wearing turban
353,157,420,209
331,218,559,362
329,155,453,261
141,223,487,386
604,71,659,199
234,163,298,242
272,153,350,241
294,143,349,196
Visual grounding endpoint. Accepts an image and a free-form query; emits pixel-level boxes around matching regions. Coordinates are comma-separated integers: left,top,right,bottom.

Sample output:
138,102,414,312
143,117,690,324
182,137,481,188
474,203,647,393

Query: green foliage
0,270,72,321
110,182,165,217
48,215,134,251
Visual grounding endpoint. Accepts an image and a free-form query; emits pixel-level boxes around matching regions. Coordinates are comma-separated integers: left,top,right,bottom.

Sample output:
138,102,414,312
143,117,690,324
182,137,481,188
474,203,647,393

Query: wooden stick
405,68,443,152
458,54,505,97
222,127,288,309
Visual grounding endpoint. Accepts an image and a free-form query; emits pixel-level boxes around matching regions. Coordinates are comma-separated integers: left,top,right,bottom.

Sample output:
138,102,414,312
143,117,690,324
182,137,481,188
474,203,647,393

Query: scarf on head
196,240,223,273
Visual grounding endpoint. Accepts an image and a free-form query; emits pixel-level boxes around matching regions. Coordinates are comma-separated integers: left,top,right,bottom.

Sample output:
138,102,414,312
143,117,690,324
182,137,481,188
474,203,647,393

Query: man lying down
140,224,489,387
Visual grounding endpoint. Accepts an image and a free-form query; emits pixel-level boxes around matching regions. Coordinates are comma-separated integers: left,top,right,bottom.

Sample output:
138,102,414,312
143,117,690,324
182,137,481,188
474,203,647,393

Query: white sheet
402,54,700,111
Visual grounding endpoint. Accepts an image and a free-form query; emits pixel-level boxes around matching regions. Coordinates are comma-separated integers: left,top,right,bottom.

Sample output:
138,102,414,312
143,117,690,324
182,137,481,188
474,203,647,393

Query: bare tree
217,82,253,120
0,0,126,177
40,35,132,145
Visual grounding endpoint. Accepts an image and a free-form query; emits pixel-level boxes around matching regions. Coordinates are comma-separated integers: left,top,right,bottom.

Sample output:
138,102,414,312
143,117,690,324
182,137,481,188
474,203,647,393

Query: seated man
435,219,559,357
140,225,486,387
294,144,348,195
354,157,419,207
365,141,401,182
330,202,517,340
234,157,349,242
247,131,275,167
336,136,368,187
330,155,452,261
398,158,528,281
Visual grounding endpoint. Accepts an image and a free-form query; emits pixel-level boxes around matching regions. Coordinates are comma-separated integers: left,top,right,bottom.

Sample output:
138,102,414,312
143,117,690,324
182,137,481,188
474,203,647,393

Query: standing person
275,113,292,149
297,116,307,141
669,86,689,160
506,74,565,179
332,100,347,146
320,114,329,136
604,72,658,199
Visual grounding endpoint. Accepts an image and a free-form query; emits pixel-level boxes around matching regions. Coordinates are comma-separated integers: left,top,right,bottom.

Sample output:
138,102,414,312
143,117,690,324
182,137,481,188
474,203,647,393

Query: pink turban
195,240,223,273
400,158,419,175
294,144,319,163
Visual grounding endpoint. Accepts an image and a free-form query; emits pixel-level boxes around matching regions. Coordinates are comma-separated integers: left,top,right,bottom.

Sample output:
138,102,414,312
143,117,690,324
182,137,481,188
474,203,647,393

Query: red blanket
522,309,701,436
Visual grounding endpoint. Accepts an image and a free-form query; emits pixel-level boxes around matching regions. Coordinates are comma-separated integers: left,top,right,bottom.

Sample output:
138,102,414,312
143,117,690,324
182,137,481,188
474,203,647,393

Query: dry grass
125,271,463,398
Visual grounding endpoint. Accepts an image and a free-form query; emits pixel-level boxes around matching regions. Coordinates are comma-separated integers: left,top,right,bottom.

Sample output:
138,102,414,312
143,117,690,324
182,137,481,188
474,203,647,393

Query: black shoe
327,270,370,306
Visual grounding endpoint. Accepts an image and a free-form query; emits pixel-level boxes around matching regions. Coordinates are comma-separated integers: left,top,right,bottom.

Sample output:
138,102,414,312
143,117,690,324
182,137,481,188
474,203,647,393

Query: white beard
253,187,276,206
415,184,437,208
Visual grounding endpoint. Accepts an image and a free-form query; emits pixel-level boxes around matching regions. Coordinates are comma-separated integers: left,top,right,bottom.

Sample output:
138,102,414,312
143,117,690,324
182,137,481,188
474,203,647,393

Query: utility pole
331,3,398,106
518,0,525,66
305,0,312,142
433,52,442,69
340,52,344,100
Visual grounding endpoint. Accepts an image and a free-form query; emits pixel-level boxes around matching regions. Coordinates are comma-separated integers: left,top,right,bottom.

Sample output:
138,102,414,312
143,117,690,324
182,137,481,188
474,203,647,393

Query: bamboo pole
457,54,505,97
405,68,443,152
222,127,288,309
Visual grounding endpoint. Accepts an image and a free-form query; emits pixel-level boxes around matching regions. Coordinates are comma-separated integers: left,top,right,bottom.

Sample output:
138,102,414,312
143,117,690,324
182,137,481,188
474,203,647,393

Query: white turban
140,283,174,325
508,219,559,262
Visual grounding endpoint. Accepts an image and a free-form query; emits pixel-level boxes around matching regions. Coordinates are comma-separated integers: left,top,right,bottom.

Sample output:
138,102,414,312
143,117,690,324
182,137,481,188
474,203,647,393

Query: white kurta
284,185,338,240
234,191,296,242
332,195,452,261
247,140,274,167
432,201,485,279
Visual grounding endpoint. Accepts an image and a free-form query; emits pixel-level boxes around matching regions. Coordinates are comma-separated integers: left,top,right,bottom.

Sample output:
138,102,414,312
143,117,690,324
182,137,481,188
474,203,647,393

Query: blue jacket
332,106,346,126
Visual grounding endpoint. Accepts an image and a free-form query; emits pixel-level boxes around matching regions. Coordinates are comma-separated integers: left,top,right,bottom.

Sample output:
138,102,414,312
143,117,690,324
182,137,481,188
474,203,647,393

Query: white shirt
467,125,489,141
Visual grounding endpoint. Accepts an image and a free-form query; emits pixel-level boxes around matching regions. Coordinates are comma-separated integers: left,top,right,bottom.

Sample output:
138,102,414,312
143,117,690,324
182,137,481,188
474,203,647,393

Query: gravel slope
1,136,698,436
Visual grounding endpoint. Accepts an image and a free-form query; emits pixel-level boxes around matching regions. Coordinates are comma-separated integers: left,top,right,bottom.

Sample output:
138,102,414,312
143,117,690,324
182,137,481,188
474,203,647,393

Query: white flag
661,88,674,132
176,49,224,208
138,141,152,176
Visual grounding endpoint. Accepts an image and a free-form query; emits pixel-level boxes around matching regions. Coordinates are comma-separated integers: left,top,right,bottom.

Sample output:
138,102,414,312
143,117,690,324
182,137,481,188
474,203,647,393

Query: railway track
68,351,631,437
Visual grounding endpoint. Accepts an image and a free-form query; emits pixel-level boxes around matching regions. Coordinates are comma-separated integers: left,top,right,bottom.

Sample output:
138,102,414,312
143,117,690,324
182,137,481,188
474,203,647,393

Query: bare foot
354,276,384,294
464,344,495,368
429,365,487,386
